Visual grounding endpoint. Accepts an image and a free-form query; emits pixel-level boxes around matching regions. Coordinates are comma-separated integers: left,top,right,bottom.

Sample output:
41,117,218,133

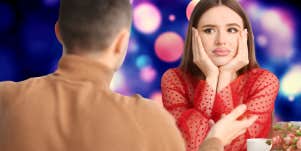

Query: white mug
247,138,272,151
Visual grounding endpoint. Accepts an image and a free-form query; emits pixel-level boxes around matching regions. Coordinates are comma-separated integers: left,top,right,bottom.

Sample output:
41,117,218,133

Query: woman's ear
55,22,63,44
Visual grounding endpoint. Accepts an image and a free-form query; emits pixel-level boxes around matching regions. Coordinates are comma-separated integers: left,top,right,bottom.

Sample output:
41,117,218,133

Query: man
0,0,256,150
0,0,184,150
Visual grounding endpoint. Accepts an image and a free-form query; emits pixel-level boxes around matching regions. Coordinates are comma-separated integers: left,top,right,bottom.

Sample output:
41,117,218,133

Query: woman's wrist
217,71,237,92
206,74,218,91
219,71,236,81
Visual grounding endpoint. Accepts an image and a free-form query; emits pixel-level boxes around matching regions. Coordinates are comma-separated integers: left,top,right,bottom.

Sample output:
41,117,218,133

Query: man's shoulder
129,94,176,121
0,76,46,89
0,76,51,100
0,80,21,93
131,94,164,110
128,94,185,149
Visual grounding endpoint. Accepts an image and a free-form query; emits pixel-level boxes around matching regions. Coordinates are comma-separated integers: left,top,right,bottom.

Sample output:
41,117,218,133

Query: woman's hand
219,29,249,73
205,104,257,146
192,27,219,77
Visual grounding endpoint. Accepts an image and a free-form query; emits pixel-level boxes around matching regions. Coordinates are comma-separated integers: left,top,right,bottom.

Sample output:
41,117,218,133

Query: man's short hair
58,0,132,53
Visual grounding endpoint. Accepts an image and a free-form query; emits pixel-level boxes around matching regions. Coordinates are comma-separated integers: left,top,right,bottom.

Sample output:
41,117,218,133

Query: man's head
55,0,132,70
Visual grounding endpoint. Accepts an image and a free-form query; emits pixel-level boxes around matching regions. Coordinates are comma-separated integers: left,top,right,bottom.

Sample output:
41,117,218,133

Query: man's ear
114,29,130,55
55,22,63,44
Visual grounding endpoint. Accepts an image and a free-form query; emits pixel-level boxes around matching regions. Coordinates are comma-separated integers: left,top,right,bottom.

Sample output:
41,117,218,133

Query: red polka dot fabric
161,68,279,151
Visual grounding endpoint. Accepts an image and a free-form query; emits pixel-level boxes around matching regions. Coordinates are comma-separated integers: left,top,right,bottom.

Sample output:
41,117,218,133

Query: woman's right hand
192,27,219,77
205,104,258,146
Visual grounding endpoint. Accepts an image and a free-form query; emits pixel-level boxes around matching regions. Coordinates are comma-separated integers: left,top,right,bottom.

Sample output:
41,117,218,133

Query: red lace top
161,67,279,151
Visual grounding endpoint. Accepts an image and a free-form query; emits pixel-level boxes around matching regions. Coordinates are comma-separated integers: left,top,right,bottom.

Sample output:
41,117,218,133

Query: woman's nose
215,31,227,46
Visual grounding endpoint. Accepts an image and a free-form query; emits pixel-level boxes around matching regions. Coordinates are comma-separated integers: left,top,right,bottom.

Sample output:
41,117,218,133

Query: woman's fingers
192,28,199,57
240,29,248,57
192,27,203,62
237,29,245,57
233,129,247,139
239,29,244,50
194,28,204,52
227,104,247,120
193,27,210,60
192,27,218,75
192,28,199,60
243,115,258,127
243,29,249,59
231,28,248,69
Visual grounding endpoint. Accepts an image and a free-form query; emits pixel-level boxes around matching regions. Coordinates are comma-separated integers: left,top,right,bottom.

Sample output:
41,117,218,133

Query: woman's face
197,5,244,67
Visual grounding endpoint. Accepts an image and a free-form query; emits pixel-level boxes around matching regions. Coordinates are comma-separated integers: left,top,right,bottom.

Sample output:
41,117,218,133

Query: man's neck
62,48,116,71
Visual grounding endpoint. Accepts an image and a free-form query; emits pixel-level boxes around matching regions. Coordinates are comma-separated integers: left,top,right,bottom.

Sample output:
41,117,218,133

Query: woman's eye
228,28,238,33
203,28,215,34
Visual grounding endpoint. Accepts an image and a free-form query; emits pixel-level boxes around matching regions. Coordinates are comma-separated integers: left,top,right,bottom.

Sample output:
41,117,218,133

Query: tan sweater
0,55,186,151
199,138,223,151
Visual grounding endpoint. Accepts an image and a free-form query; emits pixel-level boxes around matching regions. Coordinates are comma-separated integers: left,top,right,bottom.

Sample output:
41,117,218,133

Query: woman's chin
214,60,231,67
211,56,232,67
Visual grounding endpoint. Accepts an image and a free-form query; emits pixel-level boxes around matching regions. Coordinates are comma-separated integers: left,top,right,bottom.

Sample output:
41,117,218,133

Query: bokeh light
186,0,200,21
249,5,296,62
128,38,139,53
155,32,184,62
256,35,268,47
140,66,157,83
245,2,263,20
261,9,293,36
169,14,176,22
281,65,301,98
133,3,161,34
136,55,152,69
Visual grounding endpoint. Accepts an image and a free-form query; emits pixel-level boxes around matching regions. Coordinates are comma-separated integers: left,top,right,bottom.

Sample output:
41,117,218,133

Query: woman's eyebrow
226,23,242,28
201,23,242,28
201,24,216,28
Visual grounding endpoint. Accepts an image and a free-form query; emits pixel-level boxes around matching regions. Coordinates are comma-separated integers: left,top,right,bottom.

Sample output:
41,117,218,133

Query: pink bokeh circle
169,14,176,22
186,0,199,21
140,66,157,83
154,32,184,62
133,3,161,34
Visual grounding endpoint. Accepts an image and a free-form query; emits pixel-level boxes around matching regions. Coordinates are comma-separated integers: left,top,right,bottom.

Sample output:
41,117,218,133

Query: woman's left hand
219,29,249,73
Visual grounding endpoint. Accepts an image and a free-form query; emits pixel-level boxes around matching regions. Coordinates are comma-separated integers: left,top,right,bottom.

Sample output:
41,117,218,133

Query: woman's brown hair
179,0,259,79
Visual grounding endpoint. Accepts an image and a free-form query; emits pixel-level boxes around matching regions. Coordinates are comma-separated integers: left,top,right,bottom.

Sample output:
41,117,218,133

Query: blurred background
0,0,300,121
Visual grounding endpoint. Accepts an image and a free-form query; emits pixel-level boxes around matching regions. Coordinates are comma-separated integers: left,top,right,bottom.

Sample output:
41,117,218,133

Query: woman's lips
213,48,230,56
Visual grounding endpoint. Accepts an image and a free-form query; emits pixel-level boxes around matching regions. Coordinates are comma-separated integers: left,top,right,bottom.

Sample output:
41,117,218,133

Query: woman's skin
192,5,249,92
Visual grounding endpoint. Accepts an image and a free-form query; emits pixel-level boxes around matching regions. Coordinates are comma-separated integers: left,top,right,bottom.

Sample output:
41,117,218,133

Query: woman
161,0,279,150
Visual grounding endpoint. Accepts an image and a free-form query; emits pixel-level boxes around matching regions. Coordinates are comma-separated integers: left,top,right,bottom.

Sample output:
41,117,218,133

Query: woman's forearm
206,74,219,92
217,71,237,92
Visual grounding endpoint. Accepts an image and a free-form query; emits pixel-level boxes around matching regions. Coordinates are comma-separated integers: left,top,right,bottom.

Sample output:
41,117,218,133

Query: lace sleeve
161,69,216,151
217,69,279,151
